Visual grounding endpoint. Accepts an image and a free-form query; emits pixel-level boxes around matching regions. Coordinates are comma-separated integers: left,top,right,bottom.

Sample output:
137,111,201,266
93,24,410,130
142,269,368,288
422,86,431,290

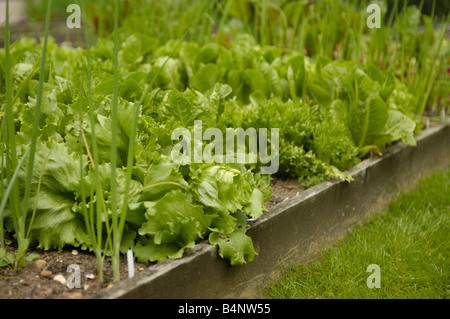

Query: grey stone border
94,124,450,299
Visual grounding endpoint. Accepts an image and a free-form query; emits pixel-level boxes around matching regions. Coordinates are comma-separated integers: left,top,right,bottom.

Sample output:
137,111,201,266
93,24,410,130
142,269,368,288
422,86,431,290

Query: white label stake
127,249,135,278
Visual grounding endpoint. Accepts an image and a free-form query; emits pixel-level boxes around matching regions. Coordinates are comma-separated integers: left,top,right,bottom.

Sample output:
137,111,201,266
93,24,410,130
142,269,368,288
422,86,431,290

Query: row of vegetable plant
0,0,448,283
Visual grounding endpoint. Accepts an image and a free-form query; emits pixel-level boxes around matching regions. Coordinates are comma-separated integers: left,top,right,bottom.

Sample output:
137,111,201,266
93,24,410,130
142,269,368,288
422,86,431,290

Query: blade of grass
216,0,230,40
2,0,15,248
288,1,303,52
261,0,268,46
3,0,22,253
398,0,409,84
78,0,107,282
0,150,30,228
110,0,121,281
0,149,4,247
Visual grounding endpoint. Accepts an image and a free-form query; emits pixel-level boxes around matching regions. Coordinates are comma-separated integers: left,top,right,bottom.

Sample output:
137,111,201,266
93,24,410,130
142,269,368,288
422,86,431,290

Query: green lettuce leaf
140,155,189,201
137,190,212,262
209,212,257,265
28,188,89,250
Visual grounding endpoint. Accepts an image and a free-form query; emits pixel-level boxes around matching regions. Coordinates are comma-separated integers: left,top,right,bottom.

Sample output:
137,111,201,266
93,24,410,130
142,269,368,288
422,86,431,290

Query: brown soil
0,245,150,299
0,177,304,299
264,177,306,209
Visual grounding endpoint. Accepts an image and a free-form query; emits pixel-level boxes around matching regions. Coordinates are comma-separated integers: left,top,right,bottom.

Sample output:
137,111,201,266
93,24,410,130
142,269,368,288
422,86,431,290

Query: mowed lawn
261,167,449,299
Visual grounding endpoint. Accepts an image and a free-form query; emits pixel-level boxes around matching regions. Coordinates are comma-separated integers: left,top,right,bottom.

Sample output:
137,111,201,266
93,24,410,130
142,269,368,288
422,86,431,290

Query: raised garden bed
92,124,449,299
2,124,447,300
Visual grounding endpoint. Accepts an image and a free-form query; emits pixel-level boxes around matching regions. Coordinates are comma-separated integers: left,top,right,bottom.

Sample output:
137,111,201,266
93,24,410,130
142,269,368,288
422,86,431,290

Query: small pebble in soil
72,250,78,256
53,274,67,286
35,259,47,270
40,270,52,278
85,273,95,280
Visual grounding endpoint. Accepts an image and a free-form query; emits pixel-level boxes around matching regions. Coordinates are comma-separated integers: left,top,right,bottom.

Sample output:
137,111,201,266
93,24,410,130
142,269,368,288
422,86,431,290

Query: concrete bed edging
94,124,450,299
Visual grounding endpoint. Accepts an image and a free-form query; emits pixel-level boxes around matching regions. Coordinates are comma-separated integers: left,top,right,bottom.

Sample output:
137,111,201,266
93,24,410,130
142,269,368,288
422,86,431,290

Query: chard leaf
359,96,389,147
308,82,332,105
348,69,388,148
365,65,395,102
376,110,417,147
287,55,306,100
244,69,269,98
193,63,221,93
179,43,200,87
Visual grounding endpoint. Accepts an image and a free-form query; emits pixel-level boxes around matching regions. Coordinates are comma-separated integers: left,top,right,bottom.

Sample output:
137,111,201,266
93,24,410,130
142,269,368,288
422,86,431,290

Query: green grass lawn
261,167,450,299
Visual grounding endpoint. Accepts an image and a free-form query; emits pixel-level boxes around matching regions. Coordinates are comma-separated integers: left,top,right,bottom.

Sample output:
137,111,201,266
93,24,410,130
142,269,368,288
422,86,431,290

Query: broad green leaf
0,248,16,267
193,63,220,93
365,97,388,140
359,96,389,147
348,69,388,148
379,110,417,147
137,190,212,262
308,82,332,105
208,212,257,265
246,188,265,219
365,65,395,101
28,188,90,250
158,89,195,127
121,33,142,65
287,55,306,100
244,69,269,98
180,43,200,87
25,253,41,262
141,156,188,201
227,69,245,101
196,44,219,64
18,140,87,195
83,112,129,166
205,83,233,121
152,56,184,90
190,164,250,214
133,238,188,263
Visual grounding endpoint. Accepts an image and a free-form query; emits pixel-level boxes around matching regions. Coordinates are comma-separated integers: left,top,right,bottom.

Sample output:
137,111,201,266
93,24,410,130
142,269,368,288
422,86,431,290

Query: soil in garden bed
0,177,304,299
0,245,150,299
265,177,306,209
